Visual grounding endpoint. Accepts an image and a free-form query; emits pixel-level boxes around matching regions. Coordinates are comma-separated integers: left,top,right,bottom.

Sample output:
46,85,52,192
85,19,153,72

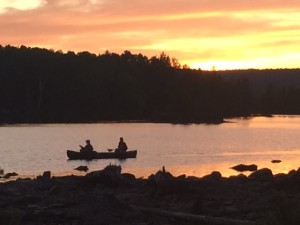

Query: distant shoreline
0,114,278,126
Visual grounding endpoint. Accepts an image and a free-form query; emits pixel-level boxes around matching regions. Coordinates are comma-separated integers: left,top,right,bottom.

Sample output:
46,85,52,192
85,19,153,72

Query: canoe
66,149,137,160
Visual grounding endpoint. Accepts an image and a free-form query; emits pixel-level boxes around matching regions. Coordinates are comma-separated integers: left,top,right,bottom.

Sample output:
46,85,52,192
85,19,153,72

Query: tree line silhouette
0,45,300,124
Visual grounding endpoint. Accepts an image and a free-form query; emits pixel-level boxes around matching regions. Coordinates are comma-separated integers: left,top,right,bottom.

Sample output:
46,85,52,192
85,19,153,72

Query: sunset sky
1,0,300,70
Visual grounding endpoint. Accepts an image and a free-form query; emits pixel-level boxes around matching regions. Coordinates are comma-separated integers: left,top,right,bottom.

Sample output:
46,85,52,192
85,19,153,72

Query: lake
1,115,300,179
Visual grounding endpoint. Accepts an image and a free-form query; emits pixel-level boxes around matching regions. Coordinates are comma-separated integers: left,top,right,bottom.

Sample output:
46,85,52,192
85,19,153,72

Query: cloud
0,0,44,13
1,0,300,69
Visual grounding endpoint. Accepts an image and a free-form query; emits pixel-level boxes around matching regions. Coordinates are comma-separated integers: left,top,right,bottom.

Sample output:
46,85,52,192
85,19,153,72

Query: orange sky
1,0,300,70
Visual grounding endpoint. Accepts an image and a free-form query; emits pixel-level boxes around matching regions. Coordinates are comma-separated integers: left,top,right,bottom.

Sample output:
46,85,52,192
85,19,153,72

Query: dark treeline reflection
1,45,300,124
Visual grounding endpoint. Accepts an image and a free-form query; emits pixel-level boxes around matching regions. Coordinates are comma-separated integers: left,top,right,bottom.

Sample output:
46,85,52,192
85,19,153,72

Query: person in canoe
80,139,93,153
115,137,128,153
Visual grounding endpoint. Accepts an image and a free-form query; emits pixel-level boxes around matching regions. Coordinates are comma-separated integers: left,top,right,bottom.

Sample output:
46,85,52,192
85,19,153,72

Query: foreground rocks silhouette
1,165,300,225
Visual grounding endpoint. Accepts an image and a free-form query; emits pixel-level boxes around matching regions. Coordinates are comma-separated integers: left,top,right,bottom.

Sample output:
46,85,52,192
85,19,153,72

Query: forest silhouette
1,45,300,124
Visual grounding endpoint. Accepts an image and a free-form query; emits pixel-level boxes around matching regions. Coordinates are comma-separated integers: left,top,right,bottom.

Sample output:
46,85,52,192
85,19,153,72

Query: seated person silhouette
115,137,128,153
80,139,93,153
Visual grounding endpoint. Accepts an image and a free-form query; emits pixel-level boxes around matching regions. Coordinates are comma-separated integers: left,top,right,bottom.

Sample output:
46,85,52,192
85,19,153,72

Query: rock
102,164,122,174
286,169,300,185
229,174,248,183
202,171,222,182
288,169,297,176
148,167,174,187
36,171,51,181
177,174,186,179
75,165,89,172
85,164,124,187
231,164,258,172
2,164,300,225
43,171,51,179
16,177,32,182
146,167,176,195
3,172,18,179
121,173,136,181
271,160,282,163
249,168,273,181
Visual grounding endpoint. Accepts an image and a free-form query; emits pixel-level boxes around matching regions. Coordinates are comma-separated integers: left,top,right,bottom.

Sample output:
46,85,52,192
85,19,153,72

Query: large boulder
228,174,248,183
249,168,274,182
148,166,174,187
85,164,124,187
202,171,222,182
147,167,177,195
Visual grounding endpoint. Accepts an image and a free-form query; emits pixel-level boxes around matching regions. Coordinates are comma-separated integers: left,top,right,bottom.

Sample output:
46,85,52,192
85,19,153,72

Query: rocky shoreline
1,164,300,225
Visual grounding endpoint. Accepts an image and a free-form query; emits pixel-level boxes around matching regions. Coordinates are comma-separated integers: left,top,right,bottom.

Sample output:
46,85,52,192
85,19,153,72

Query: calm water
1,115,300,179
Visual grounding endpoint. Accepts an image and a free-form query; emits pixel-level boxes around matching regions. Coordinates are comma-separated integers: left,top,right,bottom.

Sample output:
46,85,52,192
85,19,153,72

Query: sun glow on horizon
188,53,300,71
1,0,300,70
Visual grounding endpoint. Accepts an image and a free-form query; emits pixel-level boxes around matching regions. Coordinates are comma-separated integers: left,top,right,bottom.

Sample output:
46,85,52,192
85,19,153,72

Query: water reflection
0,116,300,180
